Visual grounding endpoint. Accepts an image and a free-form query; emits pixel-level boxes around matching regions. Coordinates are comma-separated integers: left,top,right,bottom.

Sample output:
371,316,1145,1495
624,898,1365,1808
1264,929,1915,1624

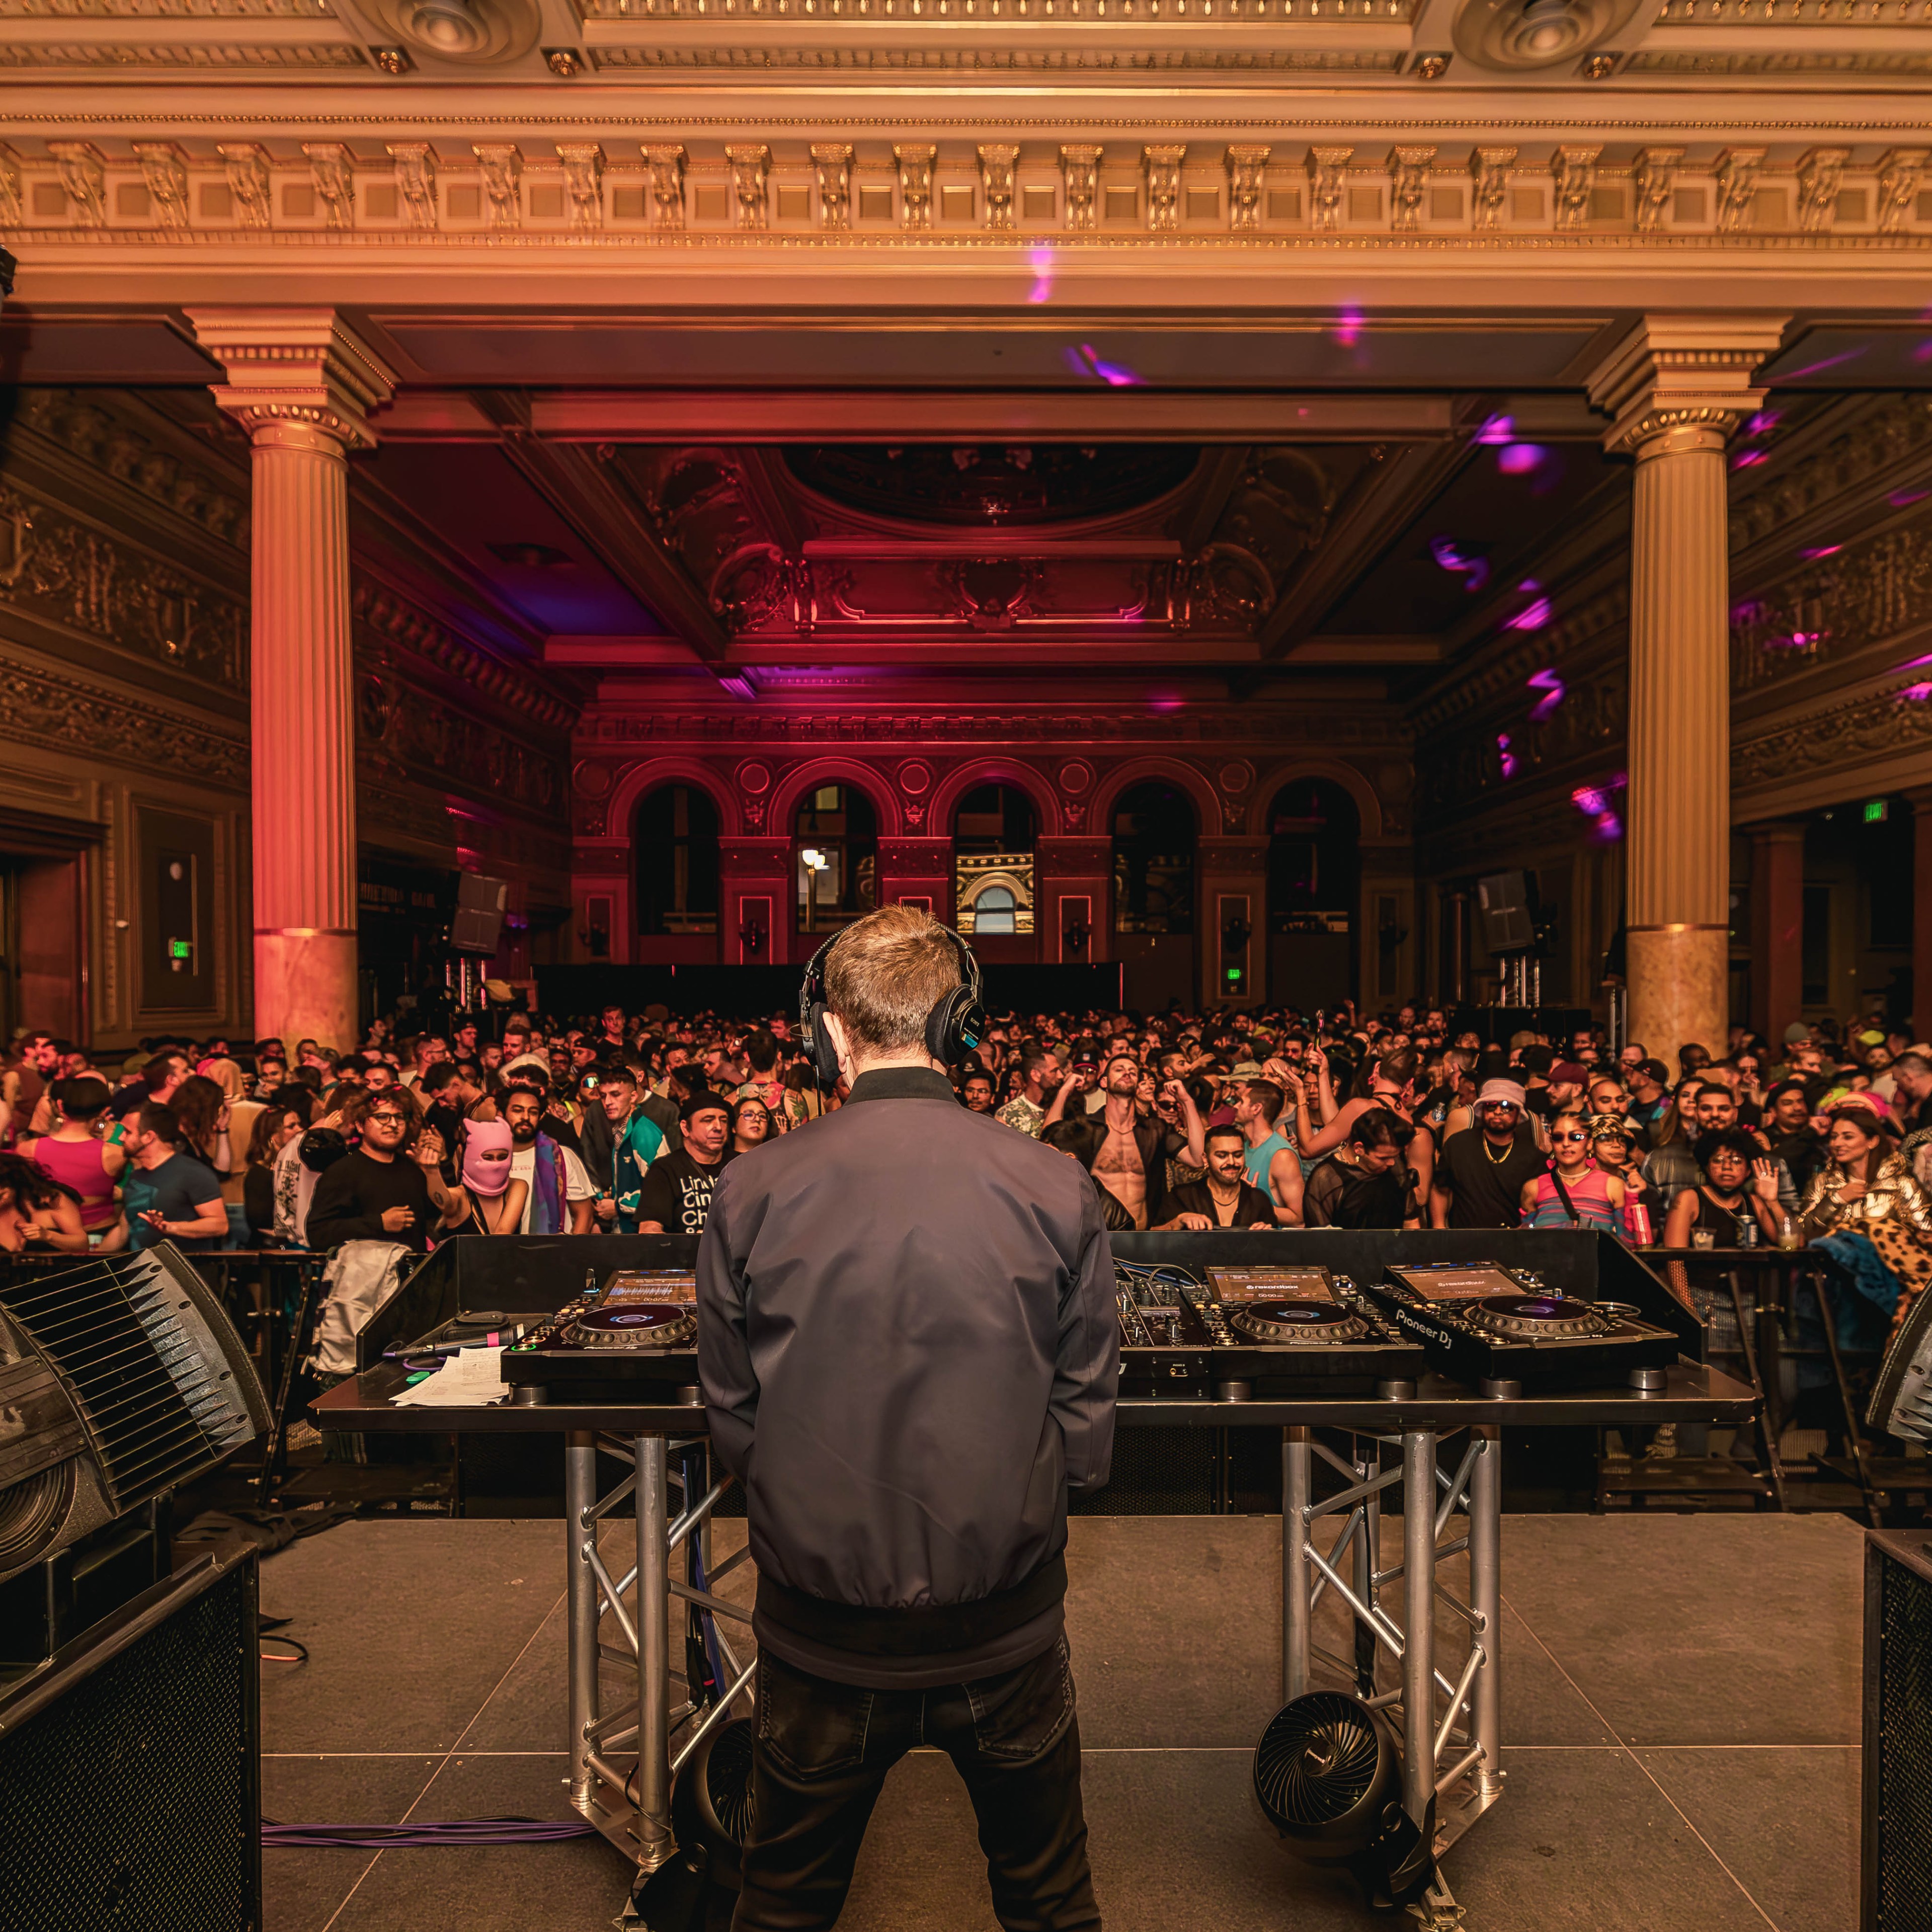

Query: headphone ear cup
924,989,967,1068
807,1003,840,1089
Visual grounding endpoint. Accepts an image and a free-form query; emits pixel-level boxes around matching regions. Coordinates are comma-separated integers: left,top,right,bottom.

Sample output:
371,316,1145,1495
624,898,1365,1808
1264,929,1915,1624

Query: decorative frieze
1060,143,1101,232
977,143,1015,232
557,142,604,231
812,142,852,231
387,141,437,229
1552,145,1598,232
46,140,105,226
726,142,768,230
1796,145,1849,231
1470,145,1513,231
1226,144,1269,233
304,140,355,229
1715,146,1765,232
1387,144,1432,233
894,143,934,232
1878,147,1929,233
218,141,271,228
133,140,189,229
0,656,246,789
1633,146,1681,234
473,142,521,229
1143,143,1183,233
1306,145,1350,233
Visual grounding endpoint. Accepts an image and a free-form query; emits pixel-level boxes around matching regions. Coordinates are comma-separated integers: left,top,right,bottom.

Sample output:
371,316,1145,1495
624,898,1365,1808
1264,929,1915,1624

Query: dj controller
496,1269,701,1403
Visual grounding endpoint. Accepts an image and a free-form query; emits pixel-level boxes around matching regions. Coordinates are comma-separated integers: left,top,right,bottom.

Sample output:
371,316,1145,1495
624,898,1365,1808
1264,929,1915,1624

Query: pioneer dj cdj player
1358,1261,1679,1396
498,1268,702,1403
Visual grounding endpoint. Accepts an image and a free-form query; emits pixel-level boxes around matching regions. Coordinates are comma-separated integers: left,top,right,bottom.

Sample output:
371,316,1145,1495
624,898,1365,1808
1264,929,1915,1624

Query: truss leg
635,1433,675,1869
1469,1426,1503,1799
1284,1427,1311,1702
566,1431,600,1810
1402,1428,1437,1832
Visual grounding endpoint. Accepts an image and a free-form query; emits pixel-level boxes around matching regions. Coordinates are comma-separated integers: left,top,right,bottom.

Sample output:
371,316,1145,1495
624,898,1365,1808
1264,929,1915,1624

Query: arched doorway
953,783,1037,955
1112,781,1197,1008
1265,778,1360,1012
794,783,878,935
635,784,721,960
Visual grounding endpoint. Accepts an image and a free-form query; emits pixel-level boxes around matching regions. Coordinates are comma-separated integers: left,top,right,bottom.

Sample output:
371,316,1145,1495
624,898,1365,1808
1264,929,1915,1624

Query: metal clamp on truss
562,1429,756,1875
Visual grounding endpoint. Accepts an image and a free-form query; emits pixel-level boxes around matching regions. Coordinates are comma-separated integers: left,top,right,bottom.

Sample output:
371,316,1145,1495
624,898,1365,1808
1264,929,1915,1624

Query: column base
255,928,359,1052
1626,925,1728,1079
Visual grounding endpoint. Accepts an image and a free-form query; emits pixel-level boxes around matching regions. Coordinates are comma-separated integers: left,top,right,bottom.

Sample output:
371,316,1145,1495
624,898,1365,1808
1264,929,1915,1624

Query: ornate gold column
1587,316,1786,1077
186,309,395,1052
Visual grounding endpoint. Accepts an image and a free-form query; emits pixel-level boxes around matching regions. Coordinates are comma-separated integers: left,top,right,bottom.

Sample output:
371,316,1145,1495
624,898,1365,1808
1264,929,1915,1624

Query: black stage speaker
0,1548,260,1930
0,1245,269,1660
1476,870,1537,955
450,871,508,956
1864,1530,1932,1930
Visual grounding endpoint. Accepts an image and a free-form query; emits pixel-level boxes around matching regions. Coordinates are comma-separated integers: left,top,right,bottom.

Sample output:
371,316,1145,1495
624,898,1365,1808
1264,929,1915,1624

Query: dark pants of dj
732,1637,1102,1931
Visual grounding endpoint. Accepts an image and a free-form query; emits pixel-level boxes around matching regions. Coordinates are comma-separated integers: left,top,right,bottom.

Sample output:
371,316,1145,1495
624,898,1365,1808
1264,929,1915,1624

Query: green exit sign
1225,967,1243,984
1866,798,1889,824
168,938,192,960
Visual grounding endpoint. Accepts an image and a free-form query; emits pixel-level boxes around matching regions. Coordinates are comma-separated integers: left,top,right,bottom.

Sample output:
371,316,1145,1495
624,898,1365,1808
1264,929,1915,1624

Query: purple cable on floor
263,1818,598,1848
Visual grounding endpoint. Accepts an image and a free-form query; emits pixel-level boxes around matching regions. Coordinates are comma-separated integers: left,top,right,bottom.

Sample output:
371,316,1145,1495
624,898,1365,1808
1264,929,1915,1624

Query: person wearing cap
1429,1079,1546,1229
636,1090,732,1234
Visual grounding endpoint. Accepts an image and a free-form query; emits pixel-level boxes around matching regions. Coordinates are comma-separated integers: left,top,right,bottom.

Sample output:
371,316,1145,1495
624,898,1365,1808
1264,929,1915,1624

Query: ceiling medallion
1452,0,1641,70
358,0,540,65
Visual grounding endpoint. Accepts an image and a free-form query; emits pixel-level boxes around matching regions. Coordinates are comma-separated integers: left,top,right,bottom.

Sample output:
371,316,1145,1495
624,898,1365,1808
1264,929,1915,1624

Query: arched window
794,784,878,934
1111,782,1196,934
635,784,720,934
954,783,1038,935
972,884,1018,934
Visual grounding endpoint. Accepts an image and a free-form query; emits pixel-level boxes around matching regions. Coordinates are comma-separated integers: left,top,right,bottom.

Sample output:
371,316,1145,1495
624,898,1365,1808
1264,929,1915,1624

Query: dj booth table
312,1230,1756,1931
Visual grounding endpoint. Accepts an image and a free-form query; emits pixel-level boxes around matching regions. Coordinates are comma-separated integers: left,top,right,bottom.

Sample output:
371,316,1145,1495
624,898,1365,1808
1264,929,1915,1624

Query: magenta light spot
1892,488,1932,508
1914,341,1932,365
1800,544,1843,560
1572,779,1625,841
1496,733,1517,779
1149,691,1184,713
1528,669,1566,720
1066,342,1141,387
1027,245,1055,304
1594,813,1624,842
1899,682,1932,704
1778,346,1868,382
1474,413,1514,446
1902,652,1932,671
1745,410,1783,437
1766,629,1827,651
1507,597,1552,632
1732,450,1768,471
1429,536,1490,593
1333,307,1365,348
1497,444,1546,476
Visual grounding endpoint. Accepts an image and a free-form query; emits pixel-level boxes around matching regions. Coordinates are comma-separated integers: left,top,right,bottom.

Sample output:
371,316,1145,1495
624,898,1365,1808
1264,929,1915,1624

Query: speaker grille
0,1253,259,1509
1880,1557,1932,1930
0,1560,257,1929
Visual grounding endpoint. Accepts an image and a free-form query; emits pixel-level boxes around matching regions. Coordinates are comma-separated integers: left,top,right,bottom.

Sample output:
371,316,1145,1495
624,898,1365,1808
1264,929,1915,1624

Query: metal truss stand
1283,1423,1504,1931
561,1430,756,1900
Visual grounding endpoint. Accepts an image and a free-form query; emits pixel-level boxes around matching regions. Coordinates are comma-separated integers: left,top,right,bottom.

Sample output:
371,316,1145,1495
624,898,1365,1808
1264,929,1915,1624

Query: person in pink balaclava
458,1118,528,1236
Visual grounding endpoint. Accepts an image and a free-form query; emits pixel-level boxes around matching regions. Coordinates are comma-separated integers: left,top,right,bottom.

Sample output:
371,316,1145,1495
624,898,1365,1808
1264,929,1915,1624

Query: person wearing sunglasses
1518,1109,1626,1235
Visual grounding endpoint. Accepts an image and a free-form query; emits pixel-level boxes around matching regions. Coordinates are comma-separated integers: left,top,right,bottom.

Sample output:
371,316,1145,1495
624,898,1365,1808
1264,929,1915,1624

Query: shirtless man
1289,1044,1436,1201
1042,1052,1204,1230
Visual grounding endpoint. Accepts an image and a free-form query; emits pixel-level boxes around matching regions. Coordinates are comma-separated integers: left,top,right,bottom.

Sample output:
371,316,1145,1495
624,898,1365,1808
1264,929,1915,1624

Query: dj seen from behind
696,905,1119,1932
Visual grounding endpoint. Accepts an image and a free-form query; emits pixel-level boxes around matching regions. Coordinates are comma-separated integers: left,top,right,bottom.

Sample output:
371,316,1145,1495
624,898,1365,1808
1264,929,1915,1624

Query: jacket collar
846,1066,956,1105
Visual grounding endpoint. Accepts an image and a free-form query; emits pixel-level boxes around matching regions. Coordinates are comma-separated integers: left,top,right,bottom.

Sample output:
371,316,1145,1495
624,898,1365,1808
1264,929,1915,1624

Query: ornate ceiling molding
1584,313,1790,455
186,306,397,449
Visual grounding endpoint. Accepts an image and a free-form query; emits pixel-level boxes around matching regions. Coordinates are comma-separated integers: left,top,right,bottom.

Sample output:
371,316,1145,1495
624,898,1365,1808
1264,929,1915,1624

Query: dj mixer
498,1269,701,1402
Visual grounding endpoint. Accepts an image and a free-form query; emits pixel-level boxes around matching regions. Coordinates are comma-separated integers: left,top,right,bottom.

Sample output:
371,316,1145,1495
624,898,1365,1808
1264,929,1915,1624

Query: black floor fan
1253,1691,1436,1911
630,1716,756,1931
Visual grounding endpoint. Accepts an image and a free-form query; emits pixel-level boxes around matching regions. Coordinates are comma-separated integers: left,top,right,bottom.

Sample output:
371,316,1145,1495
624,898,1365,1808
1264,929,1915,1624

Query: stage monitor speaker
450,871,508,956
0,1246,268,1624
1476,870,1537,955
1864,1530,1932,1930
0,1549,260,1930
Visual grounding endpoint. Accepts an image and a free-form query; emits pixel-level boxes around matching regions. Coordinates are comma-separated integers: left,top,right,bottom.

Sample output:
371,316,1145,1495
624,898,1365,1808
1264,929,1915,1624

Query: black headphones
798,920,987,1090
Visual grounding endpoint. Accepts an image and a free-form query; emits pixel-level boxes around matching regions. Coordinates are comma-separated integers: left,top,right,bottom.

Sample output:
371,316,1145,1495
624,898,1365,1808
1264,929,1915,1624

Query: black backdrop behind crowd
533,962,1125,1020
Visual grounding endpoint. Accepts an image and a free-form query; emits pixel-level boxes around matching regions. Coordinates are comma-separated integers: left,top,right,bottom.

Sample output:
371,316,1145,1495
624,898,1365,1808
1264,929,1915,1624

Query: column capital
1584,313,1790,459
185,306,397,450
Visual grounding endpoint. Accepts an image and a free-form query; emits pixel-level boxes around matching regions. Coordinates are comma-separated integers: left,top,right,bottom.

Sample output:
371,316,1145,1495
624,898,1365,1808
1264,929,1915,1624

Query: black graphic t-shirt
635,1148,731,1235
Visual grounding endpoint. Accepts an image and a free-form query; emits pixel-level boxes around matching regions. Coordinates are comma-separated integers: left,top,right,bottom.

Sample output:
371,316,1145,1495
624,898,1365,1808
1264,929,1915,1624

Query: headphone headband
798,917,985,1091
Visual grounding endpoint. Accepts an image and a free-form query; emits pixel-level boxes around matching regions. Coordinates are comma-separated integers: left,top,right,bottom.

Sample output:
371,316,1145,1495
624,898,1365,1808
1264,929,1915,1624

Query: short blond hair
824,904,962,1058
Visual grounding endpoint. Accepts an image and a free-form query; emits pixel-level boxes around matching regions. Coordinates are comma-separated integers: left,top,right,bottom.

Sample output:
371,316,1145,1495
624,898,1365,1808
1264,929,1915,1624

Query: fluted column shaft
250,418,359,1050
1625,422,1732,1071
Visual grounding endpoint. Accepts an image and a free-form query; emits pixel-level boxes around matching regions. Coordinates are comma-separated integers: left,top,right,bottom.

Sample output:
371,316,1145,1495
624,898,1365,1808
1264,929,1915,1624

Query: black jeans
732,1634,1100,1932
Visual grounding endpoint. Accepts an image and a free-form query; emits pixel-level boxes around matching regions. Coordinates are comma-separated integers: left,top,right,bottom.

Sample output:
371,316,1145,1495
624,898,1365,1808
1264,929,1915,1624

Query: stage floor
260,1509,1862,1931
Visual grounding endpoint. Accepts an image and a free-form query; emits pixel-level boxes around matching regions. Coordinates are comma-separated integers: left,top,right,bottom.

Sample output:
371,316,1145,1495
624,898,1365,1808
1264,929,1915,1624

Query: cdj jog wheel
567,1305,698,1350
1229,1301,1372,1346
1461,1295,1608,1340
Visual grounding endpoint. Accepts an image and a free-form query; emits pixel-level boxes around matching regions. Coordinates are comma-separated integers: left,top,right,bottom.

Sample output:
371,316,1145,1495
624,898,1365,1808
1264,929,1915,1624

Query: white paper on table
391,1344,507,1407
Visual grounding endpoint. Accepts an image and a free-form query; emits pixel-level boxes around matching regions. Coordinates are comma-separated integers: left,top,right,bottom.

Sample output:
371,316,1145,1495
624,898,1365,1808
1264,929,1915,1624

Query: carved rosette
1226,144,1269,233
47,141,105,227
1060,144,1102,232
1306,146,1350,235
813,143,853,231
1715,147,1765,233
737,758,772,830
1470,145,1514,231
646,145,686,229
895,144,935,232
304,142,355,230
1878,148,1930,235
978,144,1017,232
218,142,273,229
1143,144,1184,233
1633,146,1682,234
132,142,190,230
388,142,438,230
1797,146,1850,232
727,143,770,230
473,143,522,229
1552,145,1598,232
557,142,605,231
1388,144,1433,233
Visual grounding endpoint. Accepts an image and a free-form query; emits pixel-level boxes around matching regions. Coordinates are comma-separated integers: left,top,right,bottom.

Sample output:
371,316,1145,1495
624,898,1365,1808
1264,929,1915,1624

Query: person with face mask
458,1118,529,1235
